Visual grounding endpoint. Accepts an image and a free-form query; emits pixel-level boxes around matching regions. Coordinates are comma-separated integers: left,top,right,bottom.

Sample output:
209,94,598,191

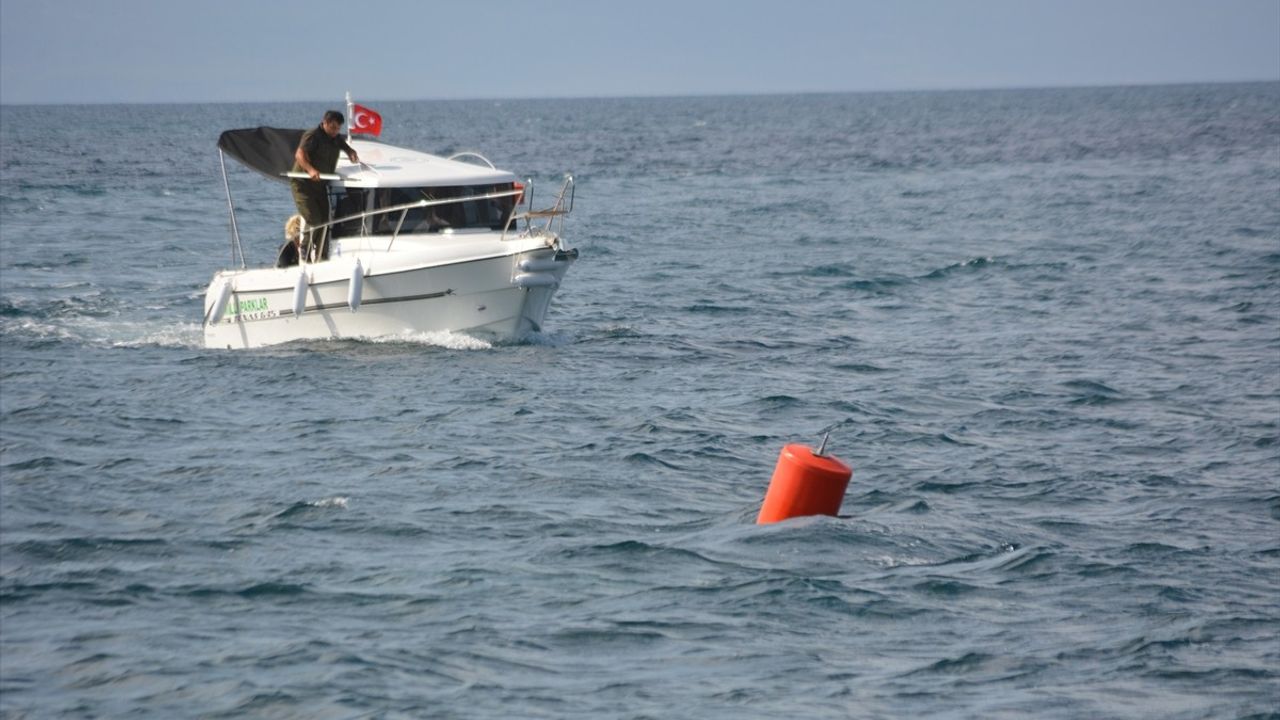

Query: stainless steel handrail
265,179,573,264
446,152,497,169
218,149,246,268
329,188,523,232
501,175,574,240
303,188,525,254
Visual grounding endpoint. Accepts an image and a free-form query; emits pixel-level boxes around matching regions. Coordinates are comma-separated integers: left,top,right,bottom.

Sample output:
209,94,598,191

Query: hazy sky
1,0,1277,104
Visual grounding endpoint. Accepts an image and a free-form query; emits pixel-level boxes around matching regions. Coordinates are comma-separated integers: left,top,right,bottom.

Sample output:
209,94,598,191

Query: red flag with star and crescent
351,104,382,137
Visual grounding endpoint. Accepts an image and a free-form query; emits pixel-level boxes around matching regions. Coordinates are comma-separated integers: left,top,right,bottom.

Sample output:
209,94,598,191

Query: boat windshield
359,184,516,236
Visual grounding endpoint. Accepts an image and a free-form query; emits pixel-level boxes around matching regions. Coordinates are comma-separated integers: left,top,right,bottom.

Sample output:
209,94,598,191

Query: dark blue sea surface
2,84,1278,718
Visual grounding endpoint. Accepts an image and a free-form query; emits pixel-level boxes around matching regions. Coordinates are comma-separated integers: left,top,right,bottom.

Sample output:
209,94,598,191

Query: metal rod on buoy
756,434,852,525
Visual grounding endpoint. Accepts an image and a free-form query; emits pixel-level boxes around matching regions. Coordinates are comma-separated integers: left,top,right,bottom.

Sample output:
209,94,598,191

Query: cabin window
370,184,516,234
329,187,369,238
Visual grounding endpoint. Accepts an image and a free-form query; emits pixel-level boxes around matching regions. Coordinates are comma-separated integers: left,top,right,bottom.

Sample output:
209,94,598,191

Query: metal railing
298,177,575,259
446,152,497,169
283,187,521,262
503,174,575,241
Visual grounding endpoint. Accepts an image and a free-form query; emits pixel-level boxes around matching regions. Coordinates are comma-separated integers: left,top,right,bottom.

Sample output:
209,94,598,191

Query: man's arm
341,138,359,164
295,145,320,180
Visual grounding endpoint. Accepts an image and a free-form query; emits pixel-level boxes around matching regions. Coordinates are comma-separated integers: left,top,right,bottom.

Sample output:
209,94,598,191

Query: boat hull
203,232,575,349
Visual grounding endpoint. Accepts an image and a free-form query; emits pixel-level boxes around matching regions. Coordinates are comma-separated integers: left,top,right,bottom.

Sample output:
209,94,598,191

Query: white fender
206,280,232,325
513,272,559,288
293,271,308,317
518,257,563,273
348,260,363,312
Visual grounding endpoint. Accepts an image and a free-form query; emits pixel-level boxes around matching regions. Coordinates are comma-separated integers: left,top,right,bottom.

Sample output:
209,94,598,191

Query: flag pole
345,91,354,136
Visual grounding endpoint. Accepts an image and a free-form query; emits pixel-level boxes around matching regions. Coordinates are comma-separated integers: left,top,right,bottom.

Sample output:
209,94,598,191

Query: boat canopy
217,127,517,188
217,127,304,184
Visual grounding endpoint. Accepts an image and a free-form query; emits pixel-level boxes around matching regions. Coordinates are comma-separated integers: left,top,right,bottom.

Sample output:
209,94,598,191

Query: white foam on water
2,313,204,350
367,330,494,351
871,555,935,568
107,321,204,349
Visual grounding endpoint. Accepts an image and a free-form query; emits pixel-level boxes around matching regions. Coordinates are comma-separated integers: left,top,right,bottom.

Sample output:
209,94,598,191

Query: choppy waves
3,85,1279,718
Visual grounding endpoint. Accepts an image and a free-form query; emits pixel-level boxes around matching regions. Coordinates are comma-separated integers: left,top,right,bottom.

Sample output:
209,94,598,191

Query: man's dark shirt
291,125,354,175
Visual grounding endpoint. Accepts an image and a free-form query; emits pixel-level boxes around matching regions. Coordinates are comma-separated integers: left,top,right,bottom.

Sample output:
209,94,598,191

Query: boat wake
363,328,575,350
0,315,204,350
0,312,579,354
365,330,495,350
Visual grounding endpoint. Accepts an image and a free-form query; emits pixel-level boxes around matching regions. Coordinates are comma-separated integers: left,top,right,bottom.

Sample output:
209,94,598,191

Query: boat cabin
215,127,525,265
330,182,520,238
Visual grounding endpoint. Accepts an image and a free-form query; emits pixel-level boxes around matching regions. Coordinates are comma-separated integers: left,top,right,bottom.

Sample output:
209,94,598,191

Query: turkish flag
351,104,382,136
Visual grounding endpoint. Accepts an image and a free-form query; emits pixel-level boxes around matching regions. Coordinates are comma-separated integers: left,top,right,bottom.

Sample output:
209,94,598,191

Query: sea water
1,84,1278,718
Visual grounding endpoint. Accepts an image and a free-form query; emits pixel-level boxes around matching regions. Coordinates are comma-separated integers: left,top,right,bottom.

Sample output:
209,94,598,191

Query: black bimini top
217,127,306,184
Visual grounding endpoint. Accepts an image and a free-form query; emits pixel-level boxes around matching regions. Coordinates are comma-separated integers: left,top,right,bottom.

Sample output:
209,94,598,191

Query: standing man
291,110,359,260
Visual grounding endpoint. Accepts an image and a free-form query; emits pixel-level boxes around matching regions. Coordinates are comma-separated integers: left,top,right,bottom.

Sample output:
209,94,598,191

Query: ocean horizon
2,78,1276,107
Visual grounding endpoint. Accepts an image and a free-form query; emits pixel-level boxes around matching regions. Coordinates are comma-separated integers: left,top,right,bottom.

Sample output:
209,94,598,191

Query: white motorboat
203,103,576,349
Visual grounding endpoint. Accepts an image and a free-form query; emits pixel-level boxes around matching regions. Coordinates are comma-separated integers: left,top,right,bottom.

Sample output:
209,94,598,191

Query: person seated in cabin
290,110,359,261
415,189,451,232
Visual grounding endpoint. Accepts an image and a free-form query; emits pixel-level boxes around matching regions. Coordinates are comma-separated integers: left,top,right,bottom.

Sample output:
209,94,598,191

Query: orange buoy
756,435,852,524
